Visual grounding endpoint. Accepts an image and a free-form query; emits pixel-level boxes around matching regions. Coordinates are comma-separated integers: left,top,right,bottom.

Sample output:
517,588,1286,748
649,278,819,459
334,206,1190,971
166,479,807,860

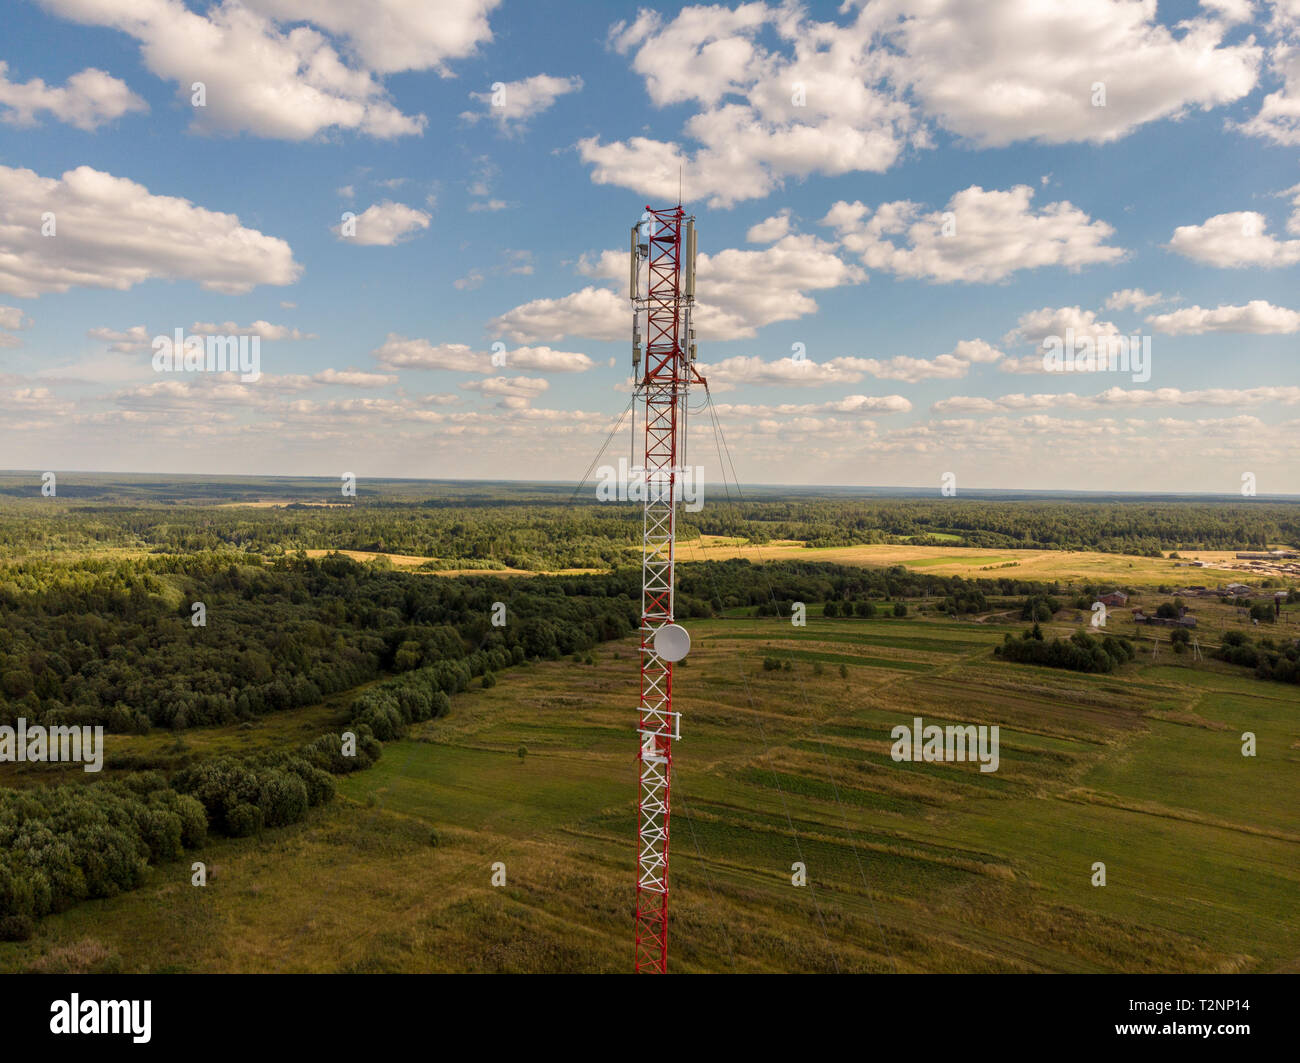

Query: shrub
173,757,319,836
225,803,264,838
351,689,406,741
274,758,334,809
996,628,1134,674
1020,595,1059,622
135,807,184,862
0,914,34,942
1215,632,1261,670
302,732,379,774
259,773,309,828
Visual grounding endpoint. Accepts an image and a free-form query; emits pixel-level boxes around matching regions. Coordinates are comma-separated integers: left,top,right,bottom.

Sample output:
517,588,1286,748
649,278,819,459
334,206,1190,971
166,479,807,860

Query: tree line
2,494,1296,567
0,742,343,941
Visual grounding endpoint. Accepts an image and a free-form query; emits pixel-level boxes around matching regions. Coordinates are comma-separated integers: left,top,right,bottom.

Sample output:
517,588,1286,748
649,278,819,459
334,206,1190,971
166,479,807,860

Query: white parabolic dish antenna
653,623,690,662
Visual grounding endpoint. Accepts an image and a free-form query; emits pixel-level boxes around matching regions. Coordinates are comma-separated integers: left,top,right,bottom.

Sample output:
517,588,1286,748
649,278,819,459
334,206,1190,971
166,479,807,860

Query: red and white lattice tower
630,205,704,974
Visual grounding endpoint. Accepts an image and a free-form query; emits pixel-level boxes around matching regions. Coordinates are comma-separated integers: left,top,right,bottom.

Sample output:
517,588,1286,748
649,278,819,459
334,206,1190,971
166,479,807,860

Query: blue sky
0,0,1297,492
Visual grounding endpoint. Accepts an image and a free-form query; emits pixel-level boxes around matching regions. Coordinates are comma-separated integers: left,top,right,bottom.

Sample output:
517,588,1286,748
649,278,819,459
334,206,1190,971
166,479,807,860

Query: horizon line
1,469,1298,501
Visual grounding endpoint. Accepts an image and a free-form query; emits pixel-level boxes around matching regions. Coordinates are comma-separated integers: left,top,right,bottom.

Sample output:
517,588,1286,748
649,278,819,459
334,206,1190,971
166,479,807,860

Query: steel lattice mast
630,205,703,974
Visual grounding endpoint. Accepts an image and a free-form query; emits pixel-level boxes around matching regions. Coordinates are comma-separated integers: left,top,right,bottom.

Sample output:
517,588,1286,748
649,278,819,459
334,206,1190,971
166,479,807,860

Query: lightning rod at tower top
629,204,706,974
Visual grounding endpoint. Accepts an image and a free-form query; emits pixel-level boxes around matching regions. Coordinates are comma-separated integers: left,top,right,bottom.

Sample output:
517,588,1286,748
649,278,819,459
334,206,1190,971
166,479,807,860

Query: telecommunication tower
629,204,705,974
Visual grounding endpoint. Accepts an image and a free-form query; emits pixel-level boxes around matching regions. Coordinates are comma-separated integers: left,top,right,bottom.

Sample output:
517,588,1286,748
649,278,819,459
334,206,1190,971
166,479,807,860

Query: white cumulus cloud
1003,306,1121,348
462,74,582,130
1147,300,1300,334
579,1,1259,207
1167,209,1300,266
879,0,1260,147
823,185,1125,283
335,202,431,245
0,164,300,297
190,320,316,340
933,386,1300,414
489,286,626,343
313,368,395,387
1105,288,1165,311
39,0,436,139
0,61,146,130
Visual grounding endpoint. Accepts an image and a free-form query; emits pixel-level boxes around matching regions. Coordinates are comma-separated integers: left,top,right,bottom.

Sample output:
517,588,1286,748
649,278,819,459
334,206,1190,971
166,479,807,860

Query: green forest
2,474,1297,566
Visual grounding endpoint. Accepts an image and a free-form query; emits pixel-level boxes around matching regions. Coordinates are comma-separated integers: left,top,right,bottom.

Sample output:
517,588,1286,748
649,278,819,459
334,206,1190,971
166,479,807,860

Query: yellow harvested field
305,548,440,567
671,536,1246,586
302,549,600,577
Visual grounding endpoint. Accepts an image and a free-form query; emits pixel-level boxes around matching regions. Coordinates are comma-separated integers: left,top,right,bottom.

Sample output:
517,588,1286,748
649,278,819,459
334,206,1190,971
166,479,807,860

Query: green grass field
4,612,1296,974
